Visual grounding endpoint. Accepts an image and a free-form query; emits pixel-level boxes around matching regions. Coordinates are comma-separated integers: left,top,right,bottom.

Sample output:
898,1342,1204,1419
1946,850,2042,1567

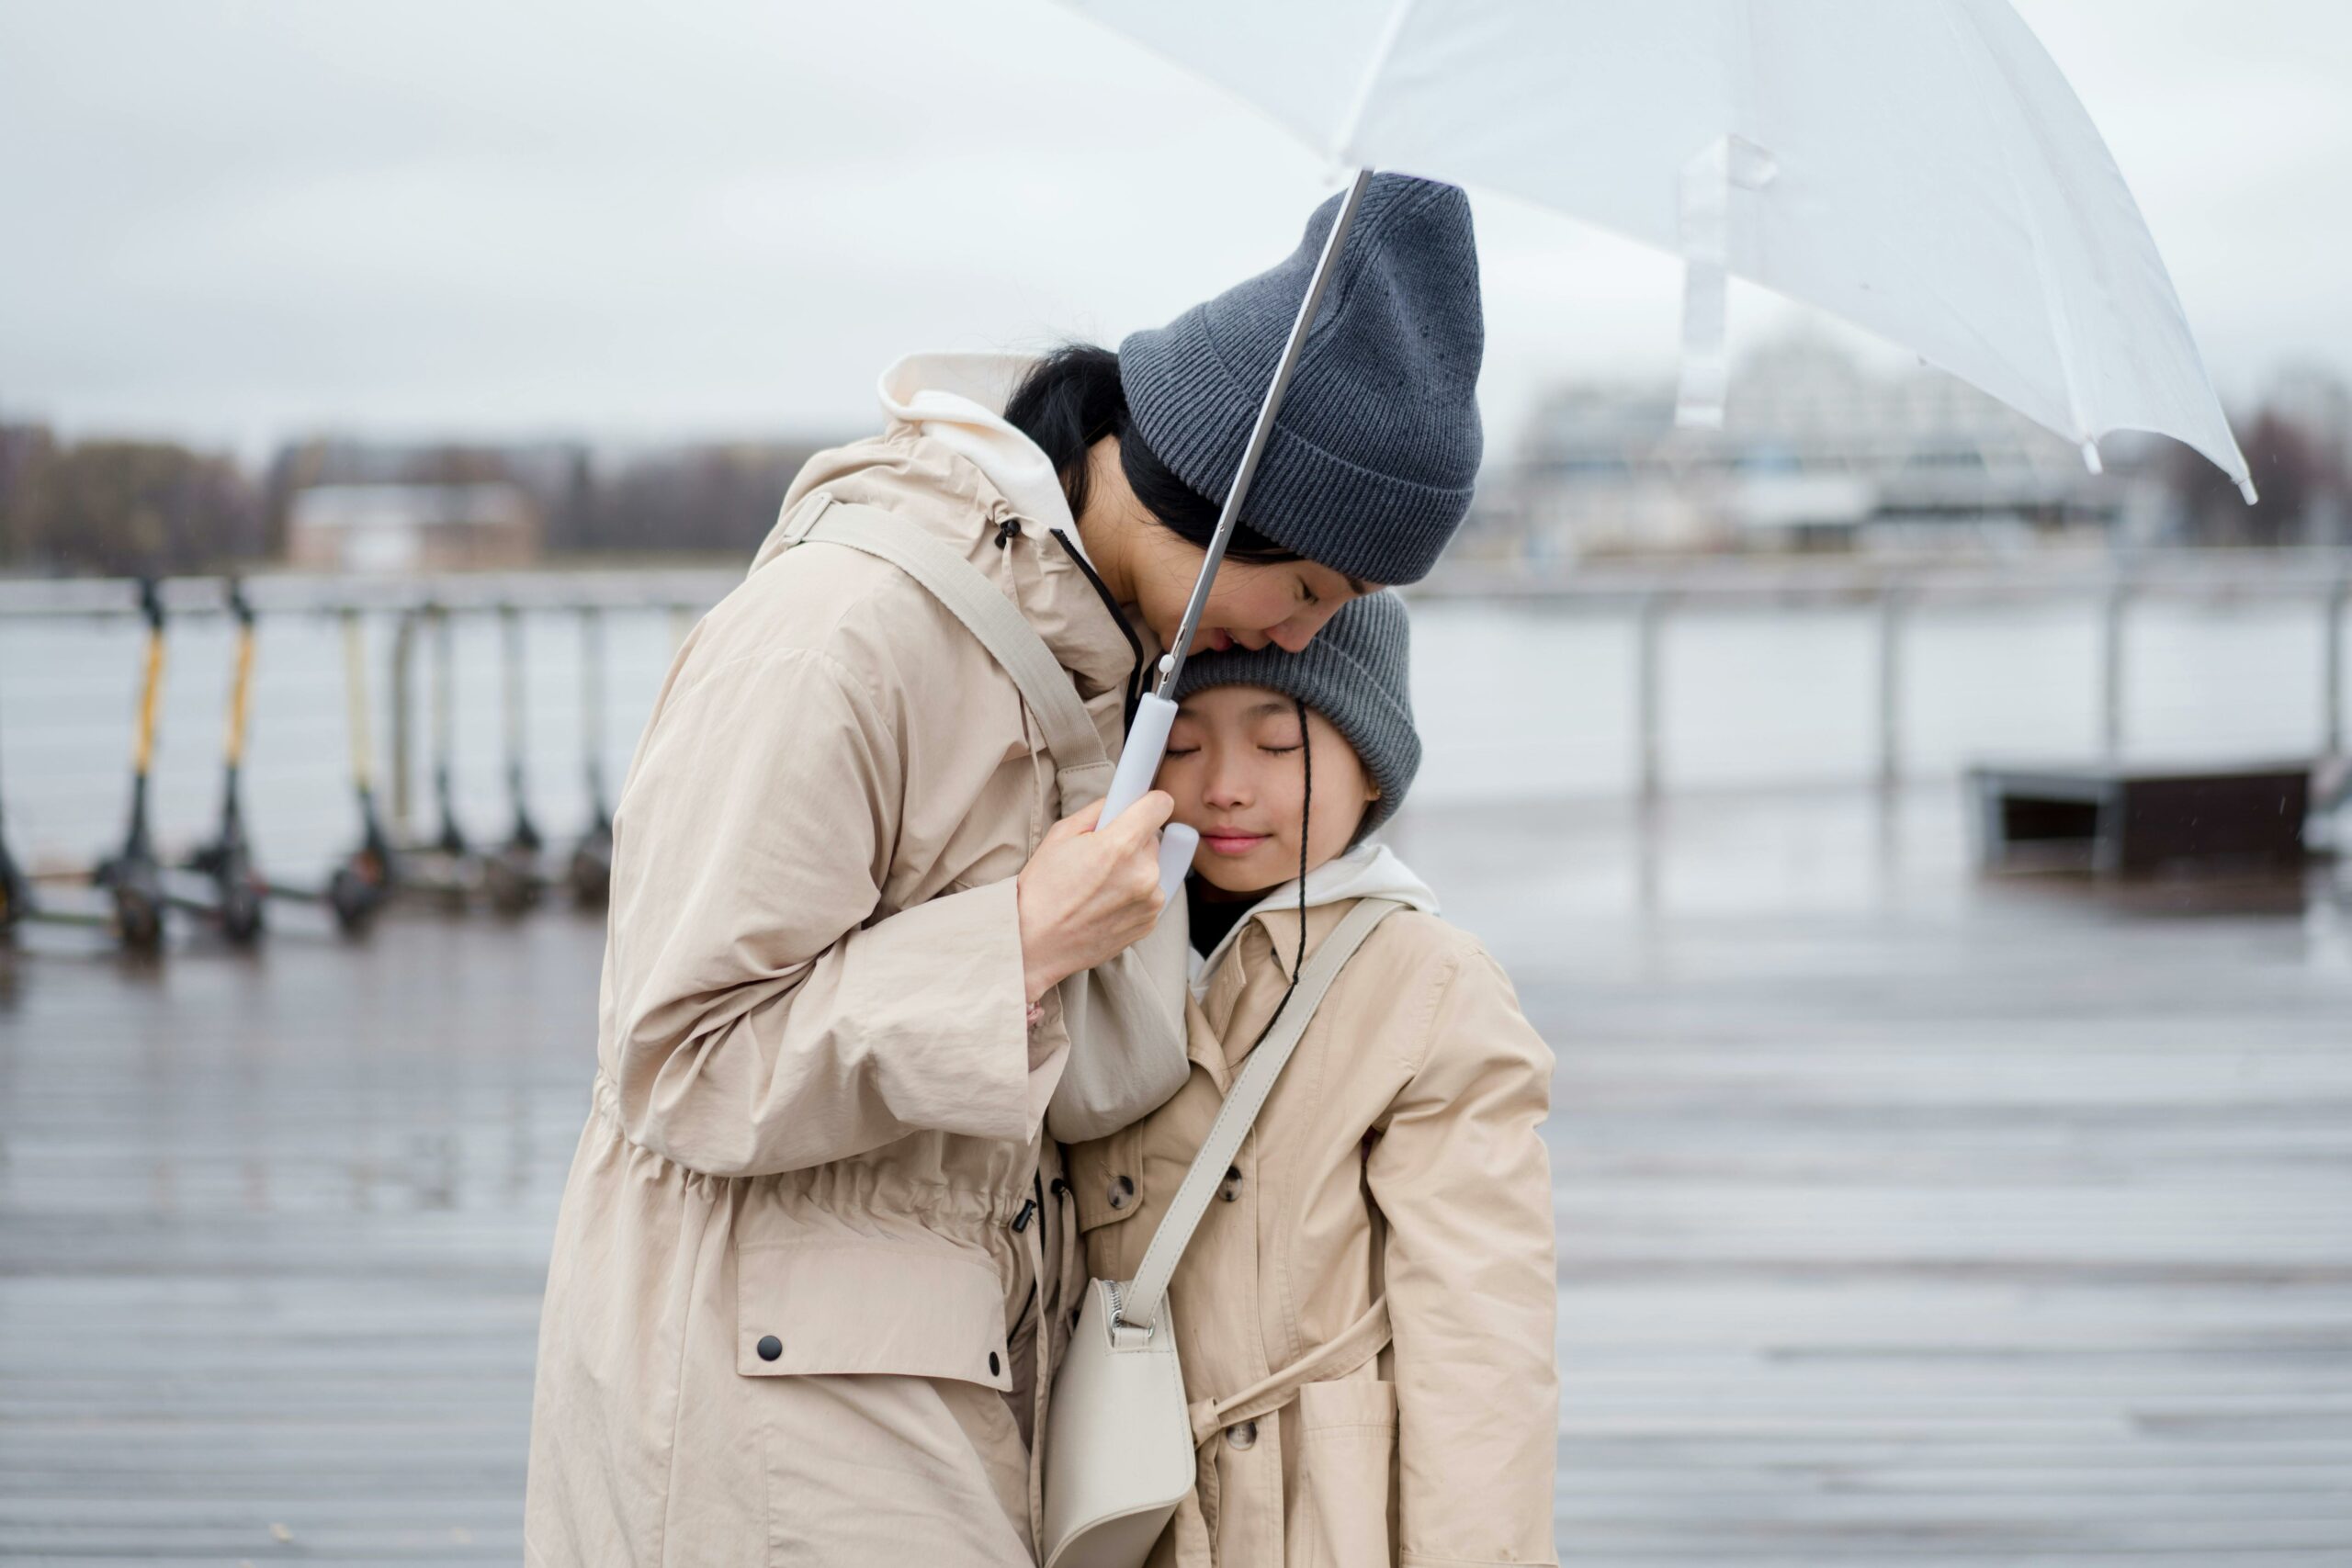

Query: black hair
1002,344,1303,565
1292,695,1311,975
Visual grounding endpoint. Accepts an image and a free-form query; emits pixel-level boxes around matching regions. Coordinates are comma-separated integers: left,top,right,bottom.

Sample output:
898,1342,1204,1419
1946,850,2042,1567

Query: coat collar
763,428,1153,705
1196,902,1363,1077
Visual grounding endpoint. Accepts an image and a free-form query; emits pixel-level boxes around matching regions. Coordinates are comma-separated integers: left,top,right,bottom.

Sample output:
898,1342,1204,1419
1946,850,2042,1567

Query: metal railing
3,548,2347,807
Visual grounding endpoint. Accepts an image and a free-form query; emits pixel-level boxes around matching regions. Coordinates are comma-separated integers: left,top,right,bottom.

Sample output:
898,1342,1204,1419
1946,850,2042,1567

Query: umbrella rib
1334,0,1419,164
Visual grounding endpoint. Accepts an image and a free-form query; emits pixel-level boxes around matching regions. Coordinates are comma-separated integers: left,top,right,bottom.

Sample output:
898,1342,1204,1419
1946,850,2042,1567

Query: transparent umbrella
1065,0,2256,857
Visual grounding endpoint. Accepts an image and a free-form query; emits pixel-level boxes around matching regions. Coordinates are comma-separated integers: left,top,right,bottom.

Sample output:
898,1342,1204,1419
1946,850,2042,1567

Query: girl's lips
1201,628,1234,652
1201,830,1270,856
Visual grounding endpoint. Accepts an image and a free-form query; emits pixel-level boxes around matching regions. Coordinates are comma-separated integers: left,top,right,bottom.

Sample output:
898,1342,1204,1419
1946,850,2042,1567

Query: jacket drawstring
1017,1168,1052,1550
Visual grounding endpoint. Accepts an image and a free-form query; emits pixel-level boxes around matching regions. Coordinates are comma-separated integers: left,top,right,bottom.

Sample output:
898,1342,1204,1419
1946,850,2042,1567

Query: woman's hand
1016,793,1175,1004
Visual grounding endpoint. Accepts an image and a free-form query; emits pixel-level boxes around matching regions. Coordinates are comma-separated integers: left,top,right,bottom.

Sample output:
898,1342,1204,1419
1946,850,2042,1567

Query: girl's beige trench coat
522,428,1183,1567
1070,897,1560,1568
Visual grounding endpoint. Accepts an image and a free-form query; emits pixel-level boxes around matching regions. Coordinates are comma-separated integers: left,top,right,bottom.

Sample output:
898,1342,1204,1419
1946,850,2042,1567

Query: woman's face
1090,438,1377,658
1128,525,1374,660
1157,685,1377,896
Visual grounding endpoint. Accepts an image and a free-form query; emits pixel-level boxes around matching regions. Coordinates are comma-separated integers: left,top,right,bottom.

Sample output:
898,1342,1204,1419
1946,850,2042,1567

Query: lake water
1,587,2343,878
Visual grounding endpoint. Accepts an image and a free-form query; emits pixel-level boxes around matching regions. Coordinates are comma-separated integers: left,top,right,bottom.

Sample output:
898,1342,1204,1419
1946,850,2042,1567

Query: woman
1069,593,1558,1567
523,174,1485,1566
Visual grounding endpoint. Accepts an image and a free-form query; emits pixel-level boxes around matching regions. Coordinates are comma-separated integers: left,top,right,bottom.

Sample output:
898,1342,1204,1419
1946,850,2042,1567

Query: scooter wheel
113,885,164,953
485,852,541,917
221,883,266,947
567,841,612,907
328,865,382,936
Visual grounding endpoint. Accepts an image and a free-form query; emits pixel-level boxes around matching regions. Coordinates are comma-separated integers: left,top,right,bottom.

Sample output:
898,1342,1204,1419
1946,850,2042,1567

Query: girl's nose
1203,757,1253,809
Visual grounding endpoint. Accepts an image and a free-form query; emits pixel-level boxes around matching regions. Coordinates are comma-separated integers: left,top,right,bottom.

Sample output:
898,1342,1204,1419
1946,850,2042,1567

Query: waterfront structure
286,481,539,573
1489,335,2171,559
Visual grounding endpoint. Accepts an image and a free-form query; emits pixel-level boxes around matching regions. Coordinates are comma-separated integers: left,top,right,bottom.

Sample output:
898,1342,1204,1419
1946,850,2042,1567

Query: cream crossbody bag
1039,896,1404,1568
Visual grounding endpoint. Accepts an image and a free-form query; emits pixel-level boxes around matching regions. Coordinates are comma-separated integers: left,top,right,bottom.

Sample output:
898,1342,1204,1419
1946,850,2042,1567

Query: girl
1069,591,1559,1568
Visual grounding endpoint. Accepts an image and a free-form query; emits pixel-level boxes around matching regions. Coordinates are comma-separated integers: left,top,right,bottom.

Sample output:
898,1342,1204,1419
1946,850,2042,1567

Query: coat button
1107,1174,1135,1210
1219,1165,1243,1202
756,1335,782,1362
989,1351,1002,1377
1225,1420,1258,1450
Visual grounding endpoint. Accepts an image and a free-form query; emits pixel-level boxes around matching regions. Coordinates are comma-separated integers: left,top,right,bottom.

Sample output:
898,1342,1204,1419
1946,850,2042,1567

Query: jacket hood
1189,840,1439,999
873,353,1082,553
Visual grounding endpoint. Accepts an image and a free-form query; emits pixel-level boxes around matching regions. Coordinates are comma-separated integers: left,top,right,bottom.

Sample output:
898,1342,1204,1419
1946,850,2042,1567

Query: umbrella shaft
1157,166,1373,697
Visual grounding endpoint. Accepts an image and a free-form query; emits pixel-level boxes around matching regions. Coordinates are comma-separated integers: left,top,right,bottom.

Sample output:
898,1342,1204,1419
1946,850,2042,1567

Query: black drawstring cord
1249,698,1316,1054
1293,697,1311,977
1046,525,1148,738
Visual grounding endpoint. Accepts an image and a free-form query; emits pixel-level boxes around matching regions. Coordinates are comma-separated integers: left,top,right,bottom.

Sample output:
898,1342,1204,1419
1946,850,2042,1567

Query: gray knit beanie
1119,175,1483,586
1171,591,1419,846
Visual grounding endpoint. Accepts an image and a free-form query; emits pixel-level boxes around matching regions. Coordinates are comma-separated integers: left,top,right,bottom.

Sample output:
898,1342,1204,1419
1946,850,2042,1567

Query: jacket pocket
1283,1377,1398,1568
735,1236,1013,1393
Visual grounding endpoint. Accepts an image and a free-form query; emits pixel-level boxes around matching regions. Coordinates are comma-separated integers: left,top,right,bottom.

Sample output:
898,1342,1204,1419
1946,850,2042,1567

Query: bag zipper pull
1011,1196,1038,1233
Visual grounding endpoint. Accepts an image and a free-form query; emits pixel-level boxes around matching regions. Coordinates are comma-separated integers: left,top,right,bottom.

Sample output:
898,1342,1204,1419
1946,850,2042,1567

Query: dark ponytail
1003,344,1303,565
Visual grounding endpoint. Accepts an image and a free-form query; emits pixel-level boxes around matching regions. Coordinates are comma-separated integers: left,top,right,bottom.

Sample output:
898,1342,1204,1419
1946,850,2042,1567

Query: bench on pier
1965,759,2323,876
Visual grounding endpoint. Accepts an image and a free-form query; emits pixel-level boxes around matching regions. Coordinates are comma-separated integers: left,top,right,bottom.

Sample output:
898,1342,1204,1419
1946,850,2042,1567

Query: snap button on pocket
756,1335,782,1362
1106,1174,1135,1210
1226,1420,1258,1450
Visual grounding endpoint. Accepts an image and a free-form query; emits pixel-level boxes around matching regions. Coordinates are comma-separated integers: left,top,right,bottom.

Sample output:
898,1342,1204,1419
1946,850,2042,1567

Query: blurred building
1484,335,2169,559
265,434,842,560
286,481,539,572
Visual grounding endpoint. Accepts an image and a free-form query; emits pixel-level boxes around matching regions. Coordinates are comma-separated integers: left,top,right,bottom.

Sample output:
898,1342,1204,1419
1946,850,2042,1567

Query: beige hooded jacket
1070,844,1560,1567
524,357,1188,1567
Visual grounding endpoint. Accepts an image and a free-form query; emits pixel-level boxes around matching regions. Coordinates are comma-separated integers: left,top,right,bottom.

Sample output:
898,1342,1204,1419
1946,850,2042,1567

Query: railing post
2100,575,2129,761
1876,585,1903,794
1637,591,1666,802
390,610,415,836
2326,576,2347,760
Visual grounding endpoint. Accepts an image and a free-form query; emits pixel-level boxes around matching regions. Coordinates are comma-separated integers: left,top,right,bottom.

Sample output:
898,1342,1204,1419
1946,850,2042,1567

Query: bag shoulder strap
790,493,1108,781
1116,897,1405,1337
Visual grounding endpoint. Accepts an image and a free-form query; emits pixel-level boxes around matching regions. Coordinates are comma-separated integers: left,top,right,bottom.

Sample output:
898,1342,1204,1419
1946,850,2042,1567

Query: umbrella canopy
1064,0,2256,502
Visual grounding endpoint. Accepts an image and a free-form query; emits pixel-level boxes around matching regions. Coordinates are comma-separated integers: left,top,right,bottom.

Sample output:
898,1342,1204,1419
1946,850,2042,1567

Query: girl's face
1157,685,1378,896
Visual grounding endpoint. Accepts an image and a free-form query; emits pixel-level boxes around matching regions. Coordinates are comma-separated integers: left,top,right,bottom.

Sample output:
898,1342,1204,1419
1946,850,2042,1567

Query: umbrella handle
1098,690,1196,900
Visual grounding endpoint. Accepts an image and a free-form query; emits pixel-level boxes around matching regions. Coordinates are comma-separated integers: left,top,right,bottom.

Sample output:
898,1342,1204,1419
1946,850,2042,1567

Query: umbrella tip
2237,477,2260,506
2078,439,2104,476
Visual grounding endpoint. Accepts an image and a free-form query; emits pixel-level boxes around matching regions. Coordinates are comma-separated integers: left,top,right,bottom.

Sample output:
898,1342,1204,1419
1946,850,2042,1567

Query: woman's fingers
1015,792,1179,1004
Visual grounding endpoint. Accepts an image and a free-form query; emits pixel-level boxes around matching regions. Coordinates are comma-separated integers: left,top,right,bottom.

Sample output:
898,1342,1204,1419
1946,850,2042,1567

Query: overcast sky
2,0,2346,461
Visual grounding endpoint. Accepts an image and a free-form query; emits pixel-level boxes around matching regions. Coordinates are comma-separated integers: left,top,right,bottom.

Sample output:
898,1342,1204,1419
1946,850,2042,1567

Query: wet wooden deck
4,784,2349,1565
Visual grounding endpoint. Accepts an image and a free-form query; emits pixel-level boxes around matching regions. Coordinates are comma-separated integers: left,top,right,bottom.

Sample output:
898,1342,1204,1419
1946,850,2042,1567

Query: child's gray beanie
1171,591,1420,844
1118,175,1484,587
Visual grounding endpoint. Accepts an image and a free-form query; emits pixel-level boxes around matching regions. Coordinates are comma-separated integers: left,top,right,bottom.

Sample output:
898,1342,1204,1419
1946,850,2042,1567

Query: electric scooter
565,605,614,907
182,579,266,946
93,579,171,953
481,604,544,916
319,607,396,931
392,604,480,911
